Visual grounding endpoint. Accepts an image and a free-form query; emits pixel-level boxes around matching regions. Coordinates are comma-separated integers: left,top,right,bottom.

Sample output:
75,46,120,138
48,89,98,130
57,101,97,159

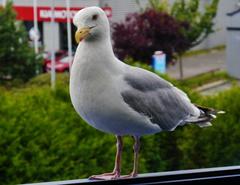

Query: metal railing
23,165,240,185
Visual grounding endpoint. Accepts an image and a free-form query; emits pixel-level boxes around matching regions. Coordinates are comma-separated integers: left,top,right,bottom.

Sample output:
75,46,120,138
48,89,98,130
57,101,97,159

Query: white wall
43,22,60,51
8,0,240,51
11,0,100,7
193,0,240,50
101,0,240,50
100,0,148,22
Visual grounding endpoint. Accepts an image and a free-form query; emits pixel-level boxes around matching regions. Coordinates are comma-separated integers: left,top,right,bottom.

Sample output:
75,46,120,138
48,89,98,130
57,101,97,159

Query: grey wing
121,67,200,131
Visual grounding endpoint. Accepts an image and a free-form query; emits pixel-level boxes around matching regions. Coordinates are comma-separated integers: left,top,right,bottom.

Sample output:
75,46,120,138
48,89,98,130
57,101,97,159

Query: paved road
167,50,226,79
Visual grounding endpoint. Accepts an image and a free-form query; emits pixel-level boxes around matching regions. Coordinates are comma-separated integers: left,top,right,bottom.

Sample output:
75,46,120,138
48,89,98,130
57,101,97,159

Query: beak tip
75,27,91,43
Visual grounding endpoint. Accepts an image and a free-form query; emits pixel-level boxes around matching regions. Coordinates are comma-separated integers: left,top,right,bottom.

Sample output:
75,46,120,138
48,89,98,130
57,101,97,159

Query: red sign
13,6,112,22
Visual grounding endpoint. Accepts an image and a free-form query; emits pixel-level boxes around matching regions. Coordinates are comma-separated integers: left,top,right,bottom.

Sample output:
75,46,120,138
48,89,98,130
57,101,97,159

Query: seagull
70,6,224,180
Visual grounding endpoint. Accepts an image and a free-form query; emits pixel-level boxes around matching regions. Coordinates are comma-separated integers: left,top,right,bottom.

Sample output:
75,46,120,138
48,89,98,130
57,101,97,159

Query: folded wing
121,67,201,131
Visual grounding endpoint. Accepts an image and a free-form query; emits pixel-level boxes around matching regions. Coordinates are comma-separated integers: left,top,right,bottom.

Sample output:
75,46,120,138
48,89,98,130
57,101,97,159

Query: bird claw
89,172,138,180
89,172,120,180
121,172,138,179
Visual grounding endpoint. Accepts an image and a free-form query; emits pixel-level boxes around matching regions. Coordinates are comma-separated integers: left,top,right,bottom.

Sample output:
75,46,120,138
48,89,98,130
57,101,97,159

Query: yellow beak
75,27,91,43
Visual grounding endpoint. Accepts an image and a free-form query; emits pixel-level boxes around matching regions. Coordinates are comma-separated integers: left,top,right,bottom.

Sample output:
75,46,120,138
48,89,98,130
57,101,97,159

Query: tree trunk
179,55,184,79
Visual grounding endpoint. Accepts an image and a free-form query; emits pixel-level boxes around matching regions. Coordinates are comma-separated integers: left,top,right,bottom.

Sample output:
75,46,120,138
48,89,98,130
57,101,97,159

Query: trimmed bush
0,73,239,184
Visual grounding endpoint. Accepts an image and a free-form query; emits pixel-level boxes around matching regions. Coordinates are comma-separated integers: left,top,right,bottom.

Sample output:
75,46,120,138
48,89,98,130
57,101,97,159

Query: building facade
1,0,240,52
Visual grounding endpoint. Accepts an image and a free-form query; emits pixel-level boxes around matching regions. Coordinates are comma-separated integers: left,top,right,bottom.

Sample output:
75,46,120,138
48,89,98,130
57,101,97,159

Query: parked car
43,50,67,72
46,55,73,73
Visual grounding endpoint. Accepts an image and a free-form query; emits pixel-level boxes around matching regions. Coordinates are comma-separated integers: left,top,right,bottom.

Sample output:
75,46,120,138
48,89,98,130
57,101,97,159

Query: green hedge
0,74,240,184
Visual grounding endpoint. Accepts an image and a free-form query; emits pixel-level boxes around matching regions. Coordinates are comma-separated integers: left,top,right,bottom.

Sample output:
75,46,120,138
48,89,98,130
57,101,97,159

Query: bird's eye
92,14,98,20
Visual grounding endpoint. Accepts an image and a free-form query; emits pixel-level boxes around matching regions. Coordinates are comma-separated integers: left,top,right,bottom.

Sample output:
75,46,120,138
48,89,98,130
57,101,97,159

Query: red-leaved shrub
112,9,190,64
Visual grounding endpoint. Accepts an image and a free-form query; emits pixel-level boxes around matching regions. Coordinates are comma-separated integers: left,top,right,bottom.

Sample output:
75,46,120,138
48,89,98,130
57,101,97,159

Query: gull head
73,7,110,43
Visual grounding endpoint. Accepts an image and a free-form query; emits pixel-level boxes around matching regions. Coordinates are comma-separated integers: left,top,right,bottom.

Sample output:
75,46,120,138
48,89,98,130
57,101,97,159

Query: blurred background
0,0,240,184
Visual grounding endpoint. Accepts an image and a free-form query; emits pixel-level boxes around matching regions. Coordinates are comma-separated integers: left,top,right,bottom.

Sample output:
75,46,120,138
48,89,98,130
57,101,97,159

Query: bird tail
186,104,225,128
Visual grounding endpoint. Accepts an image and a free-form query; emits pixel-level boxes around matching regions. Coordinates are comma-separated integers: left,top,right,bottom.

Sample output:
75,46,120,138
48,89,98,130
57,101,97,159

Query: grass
0,46,235,94
2,67,234,93
183,45,225,57
180,70,235,89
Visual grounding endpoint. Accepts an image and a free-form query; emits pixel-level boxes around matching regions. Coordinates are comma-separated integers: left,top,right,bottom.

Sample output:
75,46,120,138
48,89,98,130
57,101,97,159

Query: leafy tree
149,0,219,49
149,0,219,78
0,1,42,83
172,0,219,48
112,9,189,64
146,0,171,13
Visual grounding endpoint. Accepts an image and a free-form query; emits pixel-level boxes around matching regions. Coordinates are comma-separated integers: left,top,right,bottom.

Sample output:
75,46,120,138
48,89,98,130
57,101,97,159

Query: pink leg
89,135,123,180
123,136,140,178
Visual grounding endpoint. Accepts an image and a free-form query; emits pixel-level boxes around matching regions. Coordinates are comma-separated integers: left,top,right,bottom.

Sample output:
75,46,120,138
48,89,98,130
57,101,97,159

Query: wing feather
121,67,200,131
